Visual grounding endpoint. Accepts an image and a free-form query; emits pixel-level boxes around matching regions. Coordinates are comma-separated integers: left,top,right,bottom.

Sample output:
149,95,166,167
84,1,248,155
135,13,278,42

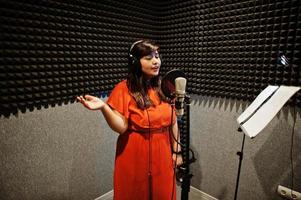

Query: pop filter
161,69,186,99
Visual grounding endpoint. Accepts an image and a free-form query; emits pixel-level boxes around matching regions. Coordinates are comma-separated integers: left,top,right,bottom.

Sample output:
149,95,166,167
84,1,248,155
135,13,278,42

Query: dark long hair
127,40,168,109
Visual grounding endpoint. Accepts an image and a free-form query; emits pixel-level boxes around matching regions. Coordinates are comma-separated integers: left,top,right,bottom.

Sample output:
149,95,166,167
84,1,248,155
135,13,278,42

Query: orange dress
107,80,176,200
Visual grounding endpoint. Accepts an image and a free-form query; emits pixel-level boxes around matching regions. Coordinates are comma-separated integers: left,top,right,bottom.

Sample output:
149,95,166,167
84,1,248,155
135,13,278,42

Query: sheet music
237,86,279,124
238,85,300,138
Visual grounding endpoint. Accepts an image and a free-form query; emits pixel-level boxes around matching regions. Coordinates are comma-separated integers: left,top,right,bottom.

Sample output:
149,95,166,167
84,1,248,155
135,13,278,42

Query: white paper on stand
237,86,279,124
238,85,301,138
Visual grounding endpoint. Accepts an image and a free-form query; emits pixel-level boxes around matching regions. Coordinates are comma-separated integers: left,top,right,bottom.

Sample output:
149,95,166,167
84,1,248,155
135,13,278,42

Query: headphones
128,40,143,71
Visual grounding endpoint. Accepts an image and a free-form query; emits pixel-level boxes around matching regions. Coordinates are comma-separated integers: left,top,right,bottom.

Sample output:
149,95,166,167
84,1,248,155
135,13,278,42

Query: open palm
77,95,105,110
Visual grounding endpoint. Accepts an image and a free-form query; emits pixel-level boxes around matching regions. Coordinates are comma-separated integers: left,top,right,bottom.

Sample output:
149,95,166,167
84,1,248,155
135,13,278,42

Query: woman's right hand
77,95,106,110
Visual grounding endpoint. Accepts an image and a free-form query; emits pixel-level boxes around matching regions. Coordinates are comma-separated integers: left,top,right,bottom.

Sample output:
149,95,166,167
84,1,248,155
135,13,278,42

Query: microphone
175,77,187,116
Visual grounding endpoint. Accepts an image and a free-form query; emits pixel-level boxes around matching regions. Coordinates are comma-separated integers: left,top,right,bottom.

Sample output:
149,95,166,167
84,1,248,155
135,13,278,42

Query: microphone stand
234,127,245,200
180,94,195,200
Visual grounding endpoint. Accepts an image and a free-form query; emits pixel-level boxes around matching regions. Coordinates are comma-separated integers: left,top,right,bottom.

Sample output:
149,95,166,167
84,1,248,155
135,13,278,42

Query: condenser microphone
175,77,187,116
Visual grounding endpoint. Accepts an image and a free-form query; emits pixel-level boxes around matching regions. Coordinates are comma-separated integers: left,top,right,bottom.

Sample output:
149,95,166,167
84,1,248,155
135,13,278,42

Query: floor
98,185,218,200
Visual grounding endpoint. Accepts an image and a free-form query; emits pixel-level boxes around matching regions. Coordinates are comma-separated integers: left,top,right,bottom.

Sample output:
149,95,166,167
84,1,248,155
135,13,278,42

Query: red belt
129,126,170,134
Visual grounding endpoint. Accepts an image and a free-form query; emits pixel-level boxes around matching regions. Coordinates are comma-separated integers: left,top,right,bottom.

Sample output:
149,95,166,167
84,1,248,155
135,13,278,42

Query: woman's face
140,50,161,79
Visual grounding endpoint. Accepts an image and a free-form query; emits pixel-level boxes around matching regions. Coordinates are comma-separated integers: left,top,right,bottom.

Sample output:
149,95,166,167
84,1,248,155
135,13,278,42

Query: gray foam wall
1,96,300,200
0,100,117,200
190,95,301,200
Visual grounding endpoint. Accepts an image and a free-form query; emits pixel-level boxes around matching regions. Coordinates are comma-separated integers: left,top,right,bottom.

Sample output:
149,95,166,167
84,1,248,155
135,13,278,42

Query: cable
170,103,185,147
171,104,194,158
145,108,152,200
146,104,179,200
170,104,176,200
170,103,185,200
290,103,296,197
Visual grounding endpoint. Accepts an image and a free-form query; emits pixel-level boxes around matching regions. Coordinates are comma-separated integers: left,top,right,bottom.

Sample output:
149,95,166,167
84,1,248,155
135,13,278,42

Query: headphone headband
129,40,143,55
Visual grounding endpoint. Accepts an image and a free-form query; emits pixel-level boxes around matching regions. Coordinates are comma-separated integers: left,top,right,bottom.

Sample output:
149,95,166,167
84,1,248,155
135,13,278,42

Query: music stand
234,85,301,200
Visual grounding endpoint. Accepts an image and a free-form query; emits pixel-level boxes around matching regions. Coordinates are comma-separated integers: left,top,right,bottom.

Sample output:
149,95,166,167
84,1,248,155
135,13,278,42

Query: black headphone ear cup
128,54,139,72
128,54,134,67
132,56,138,67
128,54,140,74
128,40,143,70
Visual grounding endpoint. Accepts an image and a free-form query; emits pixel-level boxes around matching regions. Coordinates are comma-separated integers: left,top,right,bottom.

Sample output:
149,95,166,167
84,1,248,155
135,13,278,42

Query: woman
77,39,183,200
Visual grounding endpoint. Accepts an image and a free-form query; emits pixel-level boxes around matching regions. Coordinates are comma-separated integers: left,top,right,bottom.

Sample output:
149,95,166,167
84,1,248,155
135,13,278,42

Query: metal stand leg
234,129,246,200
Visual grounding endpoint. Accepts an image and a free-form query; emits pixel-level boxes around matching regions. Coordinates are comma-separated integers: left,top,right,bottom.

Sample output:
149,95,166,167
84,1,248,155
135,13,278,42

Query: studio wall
0,0,300,200
189,95,301,200
0,0,160,117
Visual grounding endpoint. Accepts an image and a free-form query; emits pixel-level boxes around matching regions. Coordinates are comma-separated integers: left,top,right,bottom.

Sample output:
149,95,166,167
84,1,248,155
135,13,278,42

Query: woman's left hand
172,153,183,167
